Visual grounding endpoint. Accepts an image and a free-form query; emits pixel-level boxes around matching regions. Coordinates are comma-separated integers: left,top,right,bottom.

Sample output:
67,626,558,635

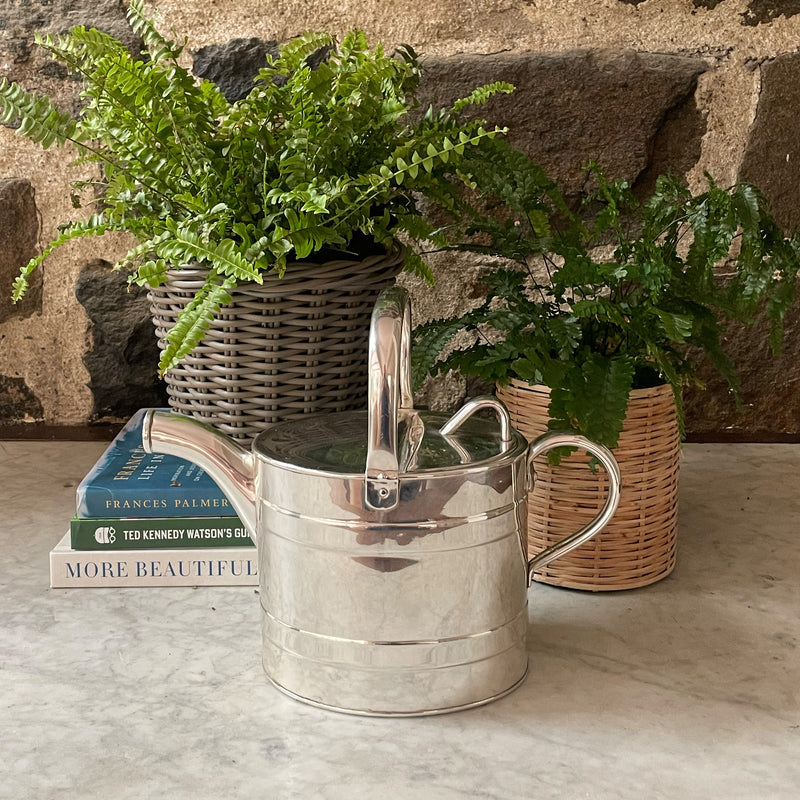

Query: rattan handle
364,286,413,511
526,432,621,583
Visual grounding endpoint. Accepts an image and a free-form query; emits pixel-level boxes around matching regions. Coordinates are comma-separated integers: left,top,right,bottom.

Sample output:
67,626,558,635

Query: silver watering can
142,286,621,716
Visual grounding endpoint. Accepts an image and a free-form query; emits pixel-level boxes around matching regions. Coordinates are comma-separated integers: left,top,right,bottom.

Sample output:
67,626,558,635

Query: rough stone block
0,0,138,49
75,260,167,420
739,53,800,234
192,38,279,102
0,374,43,423
0,178,41,323
742,0,800,26
722,52,800,436
418,50,707,200
683,303,800,437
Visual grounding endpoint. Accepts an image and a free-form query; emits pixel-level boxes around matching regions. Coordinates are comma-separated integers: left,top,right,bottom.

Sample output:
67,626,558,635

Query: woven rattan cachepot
148,247,404,440
496,379,680,591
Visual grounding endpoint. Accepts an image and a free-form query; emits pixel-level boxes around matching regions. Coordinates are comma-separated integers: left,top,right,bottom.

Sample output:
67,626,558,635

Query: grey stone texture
680,50,800,436
0,0,139,117
2,0,800,436
75,260,167,420
192,38,279,102
0,374,43,423
0,178,41,323
418,50,706,201
683,302,800,437
0,0,137,44
742,0,800,26
739,53,800,233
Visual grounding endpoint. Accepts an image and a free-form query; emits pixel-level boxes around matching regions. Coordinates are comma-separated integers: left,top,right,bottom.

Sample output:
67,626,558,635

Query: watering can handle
525,432,621,584
439,396,513,446
364,286,413,511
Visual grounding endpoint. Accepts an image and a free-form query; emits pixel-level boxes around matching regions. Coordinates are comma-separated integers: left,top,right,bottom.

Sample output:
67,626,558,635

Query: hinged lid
255,407,525,475
253,288,525,509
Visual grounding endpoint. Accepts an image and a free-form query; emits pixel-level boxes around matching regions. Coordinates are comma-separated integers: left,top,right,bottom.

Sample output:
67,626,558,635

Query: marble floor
1,440,798,799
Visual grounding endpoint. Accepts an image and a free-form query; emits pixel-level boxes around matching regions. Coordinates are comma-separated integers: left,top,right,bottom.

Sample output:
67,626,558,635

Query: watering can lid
254,286,526,509
253,408,526,476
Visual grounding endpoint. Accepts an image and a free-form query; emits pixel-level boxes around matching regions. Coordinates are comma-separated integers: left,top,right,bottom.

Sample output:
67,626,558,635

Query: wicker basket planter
148,248,404,440
496,380,680,591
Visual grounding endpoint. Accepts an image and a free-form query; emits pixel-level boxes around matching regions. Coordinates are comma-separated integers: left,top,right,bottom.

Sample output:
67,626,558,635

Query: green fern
130,258,170,288
154,229,265,283
127,0,186,61
158,272,236,374
0,77,78,148
2,5,515,373
12,215,117,300
413,159,800,449
450,81,515,114
411,313,479,392
402,250,436,287
278,32,335,66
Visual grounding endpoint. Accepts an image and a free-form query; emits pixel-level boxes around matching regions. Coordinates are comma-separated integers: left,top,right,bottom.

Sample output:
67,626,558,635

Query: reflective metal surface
143,408,257,535
364,287,414,511
526,432,621,579
142,286,621,716
439,395,513,445
256,428,530,715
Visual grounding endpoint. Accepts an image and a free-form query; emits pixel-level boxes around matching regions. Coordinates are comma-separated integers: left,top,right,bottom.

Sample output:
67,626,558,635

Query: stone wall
1,0,799,435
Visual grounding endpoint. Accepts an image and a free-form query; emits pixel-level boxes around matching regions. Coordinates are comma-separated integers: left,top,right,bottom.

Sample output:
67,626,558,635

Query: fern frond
411,314,477,392
450,81,515,115
158,272,236,374
402,249,436,287
393,213,453,250
378,126,507,189
279,32,336,70
765,265,798,354
12,215,114,301
50,26,128,60
127,0,185,60
336,58,408,101
154,230,264,283
116,231,172,274
129,258,170,287
32,29,128,86
0,77,79,149
339,30,369,57
548,354,635,448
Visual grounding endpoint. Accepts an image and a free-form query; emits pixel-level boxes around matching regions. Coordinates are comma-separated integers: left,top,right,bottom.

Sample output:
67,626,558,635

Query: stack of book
49,408,258,588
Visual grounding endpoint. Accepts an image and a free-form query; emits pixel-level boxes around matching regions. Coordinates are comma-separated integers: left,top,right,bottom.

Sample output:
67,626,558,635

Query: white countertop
2,440,798,799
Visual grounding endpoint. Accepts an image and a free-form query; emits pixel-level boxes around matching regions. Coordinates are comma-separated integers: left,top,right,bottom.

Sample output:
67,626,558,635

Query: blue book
76,408,234,519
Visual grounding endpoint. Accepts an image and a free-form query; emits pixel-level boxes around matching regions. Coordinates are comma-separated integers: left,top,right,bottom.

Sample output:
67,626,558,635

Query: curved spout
141,410,258,539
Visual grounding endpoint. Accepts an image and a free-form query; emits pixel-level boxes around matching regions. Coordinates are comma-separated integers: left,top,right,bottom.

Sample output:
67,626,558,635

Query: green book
70,515,253,550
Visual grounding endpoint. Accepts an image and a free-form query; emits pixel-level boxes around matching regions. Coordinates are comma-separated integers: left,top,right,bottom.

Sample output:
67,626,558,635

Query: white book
49,532,258,588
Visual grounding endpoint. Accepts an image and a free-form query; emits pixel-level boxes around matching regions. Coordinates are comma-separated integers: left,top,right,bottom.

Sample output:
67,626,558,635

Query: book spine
50,545,258,588
70,516,253,550
77,483,234,519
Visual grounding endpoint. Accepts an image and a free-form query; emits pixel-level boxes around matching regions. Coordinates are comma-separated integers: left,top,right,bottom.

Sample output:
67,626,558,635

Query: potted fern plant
0,0,512,438
413,143,800,590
